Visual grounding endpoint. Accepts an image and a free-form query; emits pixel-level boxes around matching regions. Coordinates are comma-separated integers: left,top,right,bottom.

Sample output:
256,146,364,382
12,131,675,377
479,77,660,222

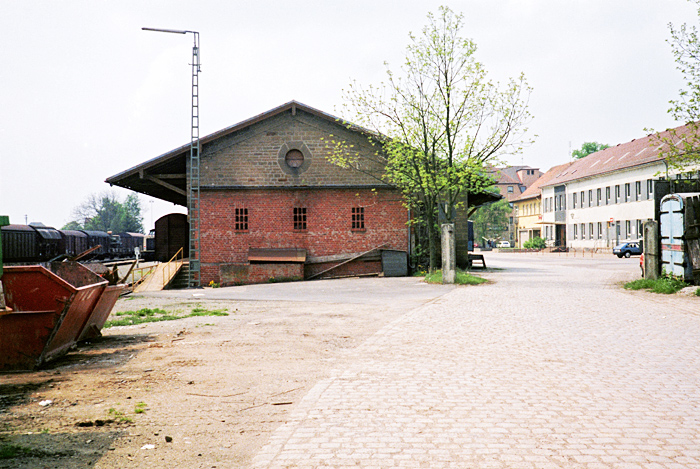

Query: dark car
613,242,642,258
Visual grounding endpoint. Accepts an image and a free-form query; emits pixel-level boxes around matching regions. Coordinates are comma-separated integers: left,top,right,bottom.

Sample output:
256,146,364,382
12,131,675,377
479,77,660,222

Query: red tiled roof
516,162,574,201
540,122,698,188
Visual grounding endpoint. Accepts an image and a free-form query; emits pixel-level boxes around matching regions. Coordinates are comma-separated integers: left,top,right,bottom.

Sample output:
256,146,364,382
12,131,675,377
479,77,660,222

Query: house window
580,191,585,207
615,185,620,203
588,190,593,207
589,223,594,240
647,179,654,196
234,208,249,231
606,186,611,205
550,197,553,212
597,188,602,206
635,181,642,201
597,222,603,239
573,224,578,240
626,220,632,239
352,207,365,230
573,192,577,209
625,183,631,202
293,207,307,231
508,186,514,193
581,223,585,239
637,220,644,239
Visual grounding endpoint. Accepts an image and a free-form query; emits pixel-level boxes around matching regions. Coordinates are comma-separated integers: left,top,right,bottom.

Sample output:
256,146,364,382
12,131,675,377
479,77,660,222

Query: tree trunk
426,206,438,272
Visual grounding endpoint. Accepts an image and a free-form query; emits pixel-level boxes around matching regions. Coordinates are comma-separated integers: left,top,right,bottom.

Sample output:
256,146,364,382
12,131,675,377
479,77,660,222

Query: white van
497,241,511,248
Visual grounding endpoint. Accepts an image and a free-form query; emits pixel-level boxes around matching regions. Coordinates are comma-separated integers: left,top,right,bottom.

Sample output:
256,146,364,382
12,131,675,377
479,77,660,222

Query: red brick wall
199,187,408,284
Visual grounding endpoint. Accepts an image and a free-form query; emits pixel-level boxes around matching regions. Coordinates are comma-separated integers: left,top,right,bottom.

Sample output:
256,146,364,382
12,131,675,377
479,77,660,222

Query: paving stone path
253,254,700,468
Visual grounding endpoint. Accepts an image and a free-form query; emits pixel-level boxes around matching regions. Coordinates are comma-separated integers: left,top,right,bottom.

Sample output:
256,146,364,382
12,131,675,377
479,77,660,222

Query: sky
1,0,697,231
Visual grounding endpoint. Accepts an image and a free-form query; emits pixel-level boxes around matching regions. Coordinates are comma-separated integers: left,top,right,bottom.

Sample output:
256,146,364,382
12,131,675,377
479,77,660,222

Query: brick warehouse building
107,101,409,285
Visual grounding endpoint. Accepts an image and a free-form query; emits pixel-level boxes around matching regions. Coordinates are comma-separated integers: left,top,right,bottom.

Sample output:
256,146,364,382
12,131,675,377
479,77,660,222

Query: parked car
613,242,642,258
497,241,511,248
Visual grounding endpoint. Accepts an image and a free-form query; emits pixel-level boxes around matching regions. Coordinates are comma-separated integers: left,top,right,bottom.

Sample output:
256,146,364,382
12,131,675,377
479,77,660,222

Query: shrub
523,237,546,249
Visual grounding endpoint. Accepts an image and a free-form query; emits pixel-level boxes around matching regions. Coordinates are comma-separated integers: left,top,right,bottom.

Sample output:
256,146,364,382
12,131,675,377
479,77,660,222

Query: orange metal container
1,262,107,370
77,284,125,341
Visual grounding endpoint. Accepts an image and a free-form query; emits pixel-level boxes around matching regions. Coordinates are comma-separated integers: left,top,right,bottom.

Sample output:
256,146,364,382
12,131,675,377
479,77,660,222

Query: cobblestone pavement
253,253,700,468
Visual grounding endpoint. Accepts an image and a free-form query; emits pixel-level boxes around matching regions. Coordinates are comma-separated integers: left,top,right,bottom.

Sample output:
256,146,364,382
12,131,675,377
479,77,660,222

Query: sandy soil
0,289,418,469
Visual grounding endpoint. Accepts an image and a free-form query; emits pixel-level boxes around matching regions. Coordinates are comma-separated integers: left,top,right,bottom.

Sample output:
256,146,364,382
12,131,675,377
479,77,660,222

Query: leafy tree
653,0,700,172
471,199,511,244
572,142,609,159
328,6,532,272
64,191,143,233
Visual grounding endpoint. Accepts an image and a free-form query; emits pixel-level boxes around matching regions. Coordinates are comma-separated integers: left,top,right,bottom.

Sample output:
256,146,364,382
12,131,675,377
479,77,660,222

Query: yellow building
514,163,572,248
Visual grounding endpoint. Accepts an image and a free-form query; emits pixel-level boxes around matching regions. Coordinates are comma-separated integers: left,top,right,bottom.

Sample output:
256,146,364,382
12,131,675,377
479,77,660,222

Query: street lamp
142,27,201,288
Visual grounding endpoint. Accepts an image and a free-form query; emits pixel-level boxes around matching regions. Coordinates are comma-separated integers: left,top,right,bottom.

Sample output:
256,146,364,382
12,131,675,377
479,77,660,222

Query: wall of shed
199,188,408,285
200,110,386,188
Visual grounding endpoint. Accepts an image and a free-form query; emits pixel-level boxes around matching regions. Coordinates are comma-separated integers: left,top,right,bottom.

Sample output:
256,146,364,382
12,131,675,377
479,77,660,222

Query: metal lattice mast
142,27,202,287
188,32,201,287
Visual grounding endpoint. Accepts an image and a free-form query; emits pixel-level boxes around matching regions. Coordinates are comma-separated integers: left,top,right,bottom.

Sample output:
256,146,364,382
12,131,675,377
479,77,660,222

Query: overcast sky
1,0,696,230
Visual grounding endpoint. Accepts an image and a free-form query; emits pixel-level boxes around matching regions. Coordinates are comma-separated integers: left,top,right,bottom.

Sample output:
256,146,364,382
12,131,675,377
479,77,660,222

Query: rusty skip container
77,284,125,341
1,262,107,370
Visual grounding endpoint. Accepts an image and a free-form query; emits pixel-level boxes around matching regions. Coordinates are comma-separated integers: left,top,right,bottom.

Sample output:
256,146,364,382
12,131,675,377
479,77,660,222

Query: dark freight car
1,225,37,262
117,232,146,257
1,224,61,263
80,231,112,259
155,213,188,262
59,230,89,257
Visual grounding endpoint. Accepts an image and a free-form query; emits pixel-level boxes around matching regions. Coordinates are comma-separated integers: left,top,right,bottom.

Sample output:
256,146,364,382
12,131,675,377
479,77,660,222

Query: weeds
107,408,133,423
134,402,148,414
105,307,229,328
624,274,689,294
422,269,488,286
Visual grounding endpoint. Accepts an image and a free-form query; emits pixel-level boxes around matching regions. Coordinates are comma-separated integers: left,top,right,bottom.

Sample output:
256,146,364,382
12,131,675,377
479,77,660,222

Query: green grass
134,402,148,414
696,288,700,297
422,269,488,285
105,307,229,328
108,407,133,423
0,444,33,460
624,276,689,294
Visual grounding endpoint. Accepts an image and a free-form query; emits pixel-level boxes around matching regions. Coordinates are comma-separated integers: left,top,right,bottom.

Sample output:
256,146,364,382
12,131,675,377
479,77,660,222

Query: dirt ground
1,279,445,469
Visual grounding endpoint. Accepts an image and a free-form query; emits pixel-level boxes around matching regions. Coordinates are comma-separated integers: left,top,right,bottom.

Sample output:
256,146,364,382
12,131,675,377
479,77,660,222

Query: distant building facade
539,123,698,250
514,163,571,248
489,166,543,245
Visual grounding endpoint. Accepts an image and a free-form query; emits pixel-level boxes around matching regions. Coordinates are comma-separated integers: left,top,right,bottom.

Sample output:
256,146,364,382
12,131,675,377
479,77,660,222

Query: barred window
234,208,248,231
352,207,365,230
293,207,307,231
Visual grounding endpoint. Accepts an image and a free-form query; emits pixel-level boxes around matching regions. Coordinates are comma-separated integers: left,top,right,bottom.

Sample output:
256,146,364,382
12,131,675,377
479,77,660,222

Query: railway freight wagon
116,232,147,258
1,224,62,263
59,230,89,257
155,213,188,262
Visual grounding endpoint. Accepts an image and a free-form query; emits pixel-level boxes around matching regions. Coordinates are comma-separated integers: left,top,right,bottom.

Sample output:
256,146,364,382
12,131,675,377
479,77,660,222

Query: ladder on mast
188,32,201,287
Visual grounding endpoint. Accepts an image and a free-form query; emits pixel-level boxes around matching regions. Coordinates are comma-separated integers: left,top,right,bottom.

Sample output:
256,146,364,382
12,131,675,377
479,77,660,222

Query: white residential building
539,123,698,250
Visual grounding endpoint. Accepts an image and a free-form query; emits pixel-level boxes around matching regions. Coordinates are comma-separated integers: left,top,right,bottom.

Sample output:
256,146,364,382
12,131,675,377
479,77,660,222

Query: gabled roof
516,163,573,202
540,122,697,188
105,101,373,205
491,165,531,185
